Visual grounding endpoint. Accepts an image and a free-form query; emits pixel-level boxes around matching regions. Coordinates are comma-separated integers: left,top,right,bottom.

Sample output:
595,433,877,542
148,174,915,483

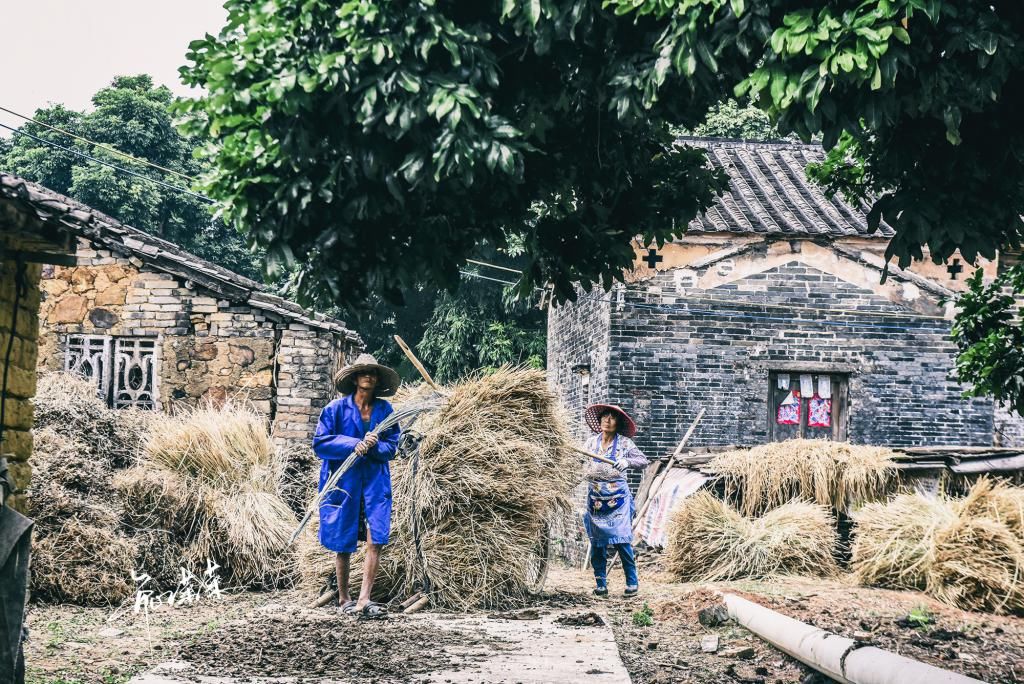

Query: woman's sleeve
623,438,650,469
312,407,360,461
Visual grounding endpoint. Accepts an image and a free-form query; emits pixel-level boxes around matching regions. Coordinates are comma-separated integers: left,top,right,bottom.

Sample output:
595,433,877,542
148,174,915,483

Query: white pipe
723,594,984,684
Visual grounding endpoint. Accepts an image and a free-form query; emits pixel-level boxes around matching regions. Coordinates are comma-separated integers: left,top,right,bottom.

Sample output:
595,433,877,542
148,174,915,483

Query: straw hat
584,403,637,437
334,353,401,397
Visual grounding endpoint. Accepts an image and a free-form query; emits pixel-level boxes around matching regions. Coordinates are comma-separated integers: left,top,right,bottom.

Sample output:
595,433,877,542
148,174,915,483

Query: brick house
1,173,362,450
548,138,1024,469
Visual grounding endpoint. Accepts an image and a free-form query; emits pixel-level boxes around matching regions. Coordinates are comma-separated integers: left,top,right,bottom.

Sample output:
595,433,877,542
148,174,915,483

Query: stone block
49,294,89,324
6,459,31,493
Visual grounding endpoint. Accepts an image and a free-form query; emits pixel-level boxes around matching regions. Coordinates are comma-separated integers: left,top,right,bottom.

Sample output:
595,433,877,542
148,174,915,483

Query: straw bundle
125,401,299,588
298,367,579,610
707,439,895,515
850,494,957,590
852,478,1024,614
28,375,153,605
665,491,839,581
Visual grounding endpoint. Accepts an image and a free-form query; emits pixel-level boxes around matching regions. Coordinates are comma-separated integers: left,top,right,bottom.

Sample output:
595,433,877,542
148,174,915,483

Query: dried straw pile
118,402,298,588
706,439,896,515
852,478,1024,614
665,491,839,581
28,373,156,604
299,367,580,610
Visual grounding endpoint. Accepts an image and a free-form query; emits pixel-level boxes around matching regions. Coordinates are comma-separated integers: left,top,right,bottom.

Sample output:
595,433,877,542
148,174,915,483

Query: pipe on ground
722,593,984,684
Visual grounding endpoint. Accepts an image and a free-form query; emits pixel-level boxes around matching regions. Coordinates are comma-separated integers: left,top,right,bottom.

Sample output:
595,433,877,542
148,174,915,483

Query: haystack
299,367,579,610
852,478,1024,614
706,439,895,516
120,401,299,588
28,373,154,604
665,491,839,581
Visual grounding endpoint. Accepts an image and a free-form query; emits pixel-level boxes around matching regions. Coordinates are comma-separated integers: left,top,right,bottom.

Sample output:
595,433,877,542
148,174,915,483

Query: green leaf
526,0,541,28
730,0,744,17
397,71,421,93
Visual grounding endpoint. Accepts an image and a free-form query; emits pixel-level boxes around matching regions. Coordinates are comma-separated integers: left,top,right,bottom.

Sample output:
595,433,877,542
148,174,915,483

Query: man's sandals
358,601,389,620
339,600,389,619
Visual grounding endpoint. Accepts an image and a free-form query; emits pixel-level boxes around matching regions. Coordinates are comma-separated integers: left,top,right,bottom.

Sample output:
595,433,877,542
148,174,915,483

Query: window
768,371,848,442
65,334,158,409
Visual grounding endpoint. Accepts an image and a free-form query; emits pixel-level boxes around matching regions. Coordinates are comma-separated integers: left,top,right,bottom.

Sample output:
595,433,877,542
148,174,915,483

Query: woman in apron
582,403,649,597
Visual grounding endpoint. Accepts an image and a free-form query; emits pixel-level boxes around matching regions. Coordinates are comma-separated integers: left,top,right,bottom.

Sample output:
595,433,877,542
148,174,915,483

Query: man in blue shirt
313,353,401,618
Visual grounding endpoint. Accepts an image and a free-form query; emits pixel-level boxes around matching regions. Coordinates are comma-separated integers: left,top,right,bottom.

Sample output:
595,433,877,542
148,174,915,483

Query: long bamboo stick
394,334,443,391
572,445,617,466
632,408,706,533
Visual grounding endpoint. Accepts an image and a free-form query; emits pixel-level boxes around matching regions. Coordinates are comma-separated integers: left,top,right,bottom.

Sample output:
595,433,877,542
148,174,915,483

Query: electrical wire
459,269,519,287
0,104,197,182
465,258,523,275
0,122,214,204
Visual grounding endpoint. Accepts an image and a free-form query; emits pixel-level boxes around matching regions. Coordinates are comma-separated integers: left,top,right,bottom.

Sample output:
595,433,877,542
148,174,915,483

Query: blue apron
312,395,400,553
583,435,635,547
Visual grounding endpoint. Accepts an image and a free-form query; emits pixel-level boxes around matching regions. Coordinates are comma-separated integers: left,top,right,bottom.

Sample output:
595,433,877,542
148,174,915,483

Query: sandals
358,601,389,620
338,600,358,615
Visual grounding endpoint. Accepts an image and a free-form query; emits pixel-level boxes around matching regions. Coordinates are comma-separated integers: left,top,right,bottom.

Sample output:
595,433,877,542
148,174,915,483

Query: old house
1,173,361,454
0,175,85,513
548,138,1024,471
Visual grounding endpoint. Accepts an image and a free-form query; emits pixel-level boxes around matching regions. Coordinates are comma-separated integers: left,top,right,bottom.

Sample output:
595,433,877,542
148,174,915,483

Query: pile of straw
299,367,580,610
706,439,895,515
119,402,298,588
29,373,301,605
665,491,839,581
852,478,1024,614
28,374,155,604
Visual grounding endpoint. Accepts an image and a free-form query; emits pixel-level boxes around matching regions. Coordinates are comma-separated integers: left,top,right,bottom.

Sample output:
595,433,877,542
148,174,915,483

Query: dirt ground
23,560,1024,684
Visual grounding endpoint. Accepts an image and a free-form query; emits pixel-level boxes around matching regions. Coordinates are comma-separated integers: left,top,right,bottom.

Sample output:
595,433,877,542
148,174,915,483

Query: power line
459,269,519,287
0,105,198,183
0,122,214,204
466,258,523,275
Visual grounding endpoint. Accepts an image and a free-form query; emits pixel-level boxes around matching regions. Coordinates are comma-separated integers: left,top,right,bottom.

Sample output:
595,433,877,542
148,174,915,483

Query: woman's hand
613,457,629,472
364,433,379,448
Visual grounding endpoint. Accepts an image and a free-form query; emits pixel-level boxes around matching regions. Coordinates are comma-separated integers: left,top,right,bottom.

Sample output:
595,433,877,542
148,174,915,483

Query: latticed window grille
64,334,158,409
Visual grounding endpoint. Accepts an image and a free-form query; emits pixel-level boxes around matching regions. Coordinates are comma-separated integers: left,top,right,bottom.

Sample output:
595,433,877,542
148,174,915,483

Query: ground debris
554,611,605,627
174,613,497,680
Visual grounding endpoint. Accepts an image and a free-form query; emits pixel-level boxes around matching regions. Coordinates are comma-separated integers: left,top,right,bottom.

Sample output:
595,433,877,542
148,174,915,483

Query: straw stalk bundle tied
852,478,1024,614
665,491,839,582
707,439,895,515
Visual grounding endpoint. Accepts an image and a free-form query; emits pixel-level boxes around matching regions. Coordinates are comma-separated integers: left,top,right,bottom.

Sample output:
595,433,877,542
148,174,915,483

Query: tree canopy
0,75,262,280
179,0,729,308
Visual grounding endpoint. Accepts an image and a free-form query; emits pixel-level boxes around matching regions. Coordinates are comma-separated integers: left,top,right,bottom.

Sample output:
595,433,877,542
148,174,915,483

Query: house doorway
768,371,848,442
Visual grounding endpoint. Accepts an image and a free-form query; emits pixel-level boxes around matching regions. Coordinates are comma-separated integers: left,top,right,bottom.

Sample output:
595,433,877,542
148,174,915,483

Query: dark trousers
591,543,638,588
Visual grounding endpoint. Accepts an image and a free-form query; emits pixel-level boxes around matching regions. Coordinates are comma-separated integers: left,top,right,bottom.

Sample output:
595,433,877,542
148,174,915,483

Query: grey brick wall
551,261,1000,463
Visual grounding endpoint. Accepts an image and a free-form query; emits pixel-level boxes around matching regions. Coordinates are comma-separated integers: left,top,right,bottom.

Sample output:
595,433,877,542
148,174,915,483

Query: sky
0,0,227,132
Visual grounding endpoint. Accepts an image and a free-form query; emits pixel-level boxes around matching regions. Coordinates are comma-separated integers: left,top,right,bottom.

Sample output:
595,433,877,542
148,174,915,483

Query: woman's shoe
593,586,608,597
623,585,638,597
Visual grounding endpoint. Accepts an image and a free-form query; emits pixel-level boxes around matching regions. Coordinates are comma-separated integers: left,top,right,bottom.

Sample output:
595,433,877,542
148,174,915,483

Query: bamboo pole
572,445,617,466
403,595,431,614
394,334,443,391
398,592,424,610
632,408,706,534
312,590,338,608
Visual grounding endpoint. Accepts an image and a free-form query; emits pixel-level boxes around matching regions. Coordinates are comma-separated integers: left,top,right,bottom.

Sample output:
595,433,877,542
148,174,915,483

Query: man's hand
364,433,379,449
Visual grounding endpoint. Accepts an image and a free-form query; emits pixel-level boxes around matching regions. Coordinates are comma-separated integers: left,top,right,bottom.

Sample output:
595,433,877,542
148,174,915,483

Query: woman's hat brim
584,403,637,437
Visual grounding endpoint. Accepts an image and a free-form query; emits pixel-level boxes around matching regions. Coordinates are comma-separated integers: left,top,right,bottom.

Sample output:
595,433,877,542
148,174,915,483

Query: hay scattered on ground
706,439,895,515
852,478,1024,614
665,491,839,582
299,367,580,610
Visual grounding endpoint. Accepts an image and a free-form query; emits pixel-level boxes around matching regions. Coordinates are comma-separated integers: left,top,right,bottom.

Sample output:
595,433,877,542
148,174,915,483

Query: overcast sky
0,0,226,131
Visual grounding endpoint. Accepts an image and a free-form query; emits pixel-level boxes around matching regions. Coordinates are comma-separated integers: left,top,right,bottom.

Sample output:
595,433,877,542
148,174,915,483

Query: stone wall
0,257,42,513
37,239,358,445
549,242,999,463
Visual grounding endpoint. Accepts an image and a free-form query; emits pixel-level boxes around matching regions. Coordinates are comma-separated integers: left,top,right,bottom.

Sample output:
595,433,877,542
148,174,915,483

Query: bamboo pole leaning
633,408,706,534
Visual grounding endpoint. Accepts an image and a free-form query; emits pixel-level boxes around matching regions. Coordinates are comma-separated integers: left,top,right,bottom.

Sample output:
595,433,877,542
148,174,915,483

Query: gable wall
549,242,998,466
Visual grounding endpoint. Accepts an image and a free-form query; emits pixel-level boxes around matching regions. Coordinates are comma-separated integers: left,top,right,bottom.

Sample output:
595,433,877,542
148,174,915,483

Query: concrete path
131,609,631,684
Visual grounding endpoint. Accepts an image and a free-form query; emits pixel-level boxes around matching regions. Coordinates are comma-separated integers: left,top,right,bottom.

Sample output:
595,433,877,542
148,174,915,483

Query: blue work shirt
312,395,400,553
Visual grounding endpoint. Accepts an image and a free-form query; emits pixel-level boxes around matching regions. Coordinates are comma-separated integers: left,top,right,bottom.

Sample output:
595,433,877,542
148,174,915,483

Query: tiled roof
684,138,894,238
0,173,360,342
